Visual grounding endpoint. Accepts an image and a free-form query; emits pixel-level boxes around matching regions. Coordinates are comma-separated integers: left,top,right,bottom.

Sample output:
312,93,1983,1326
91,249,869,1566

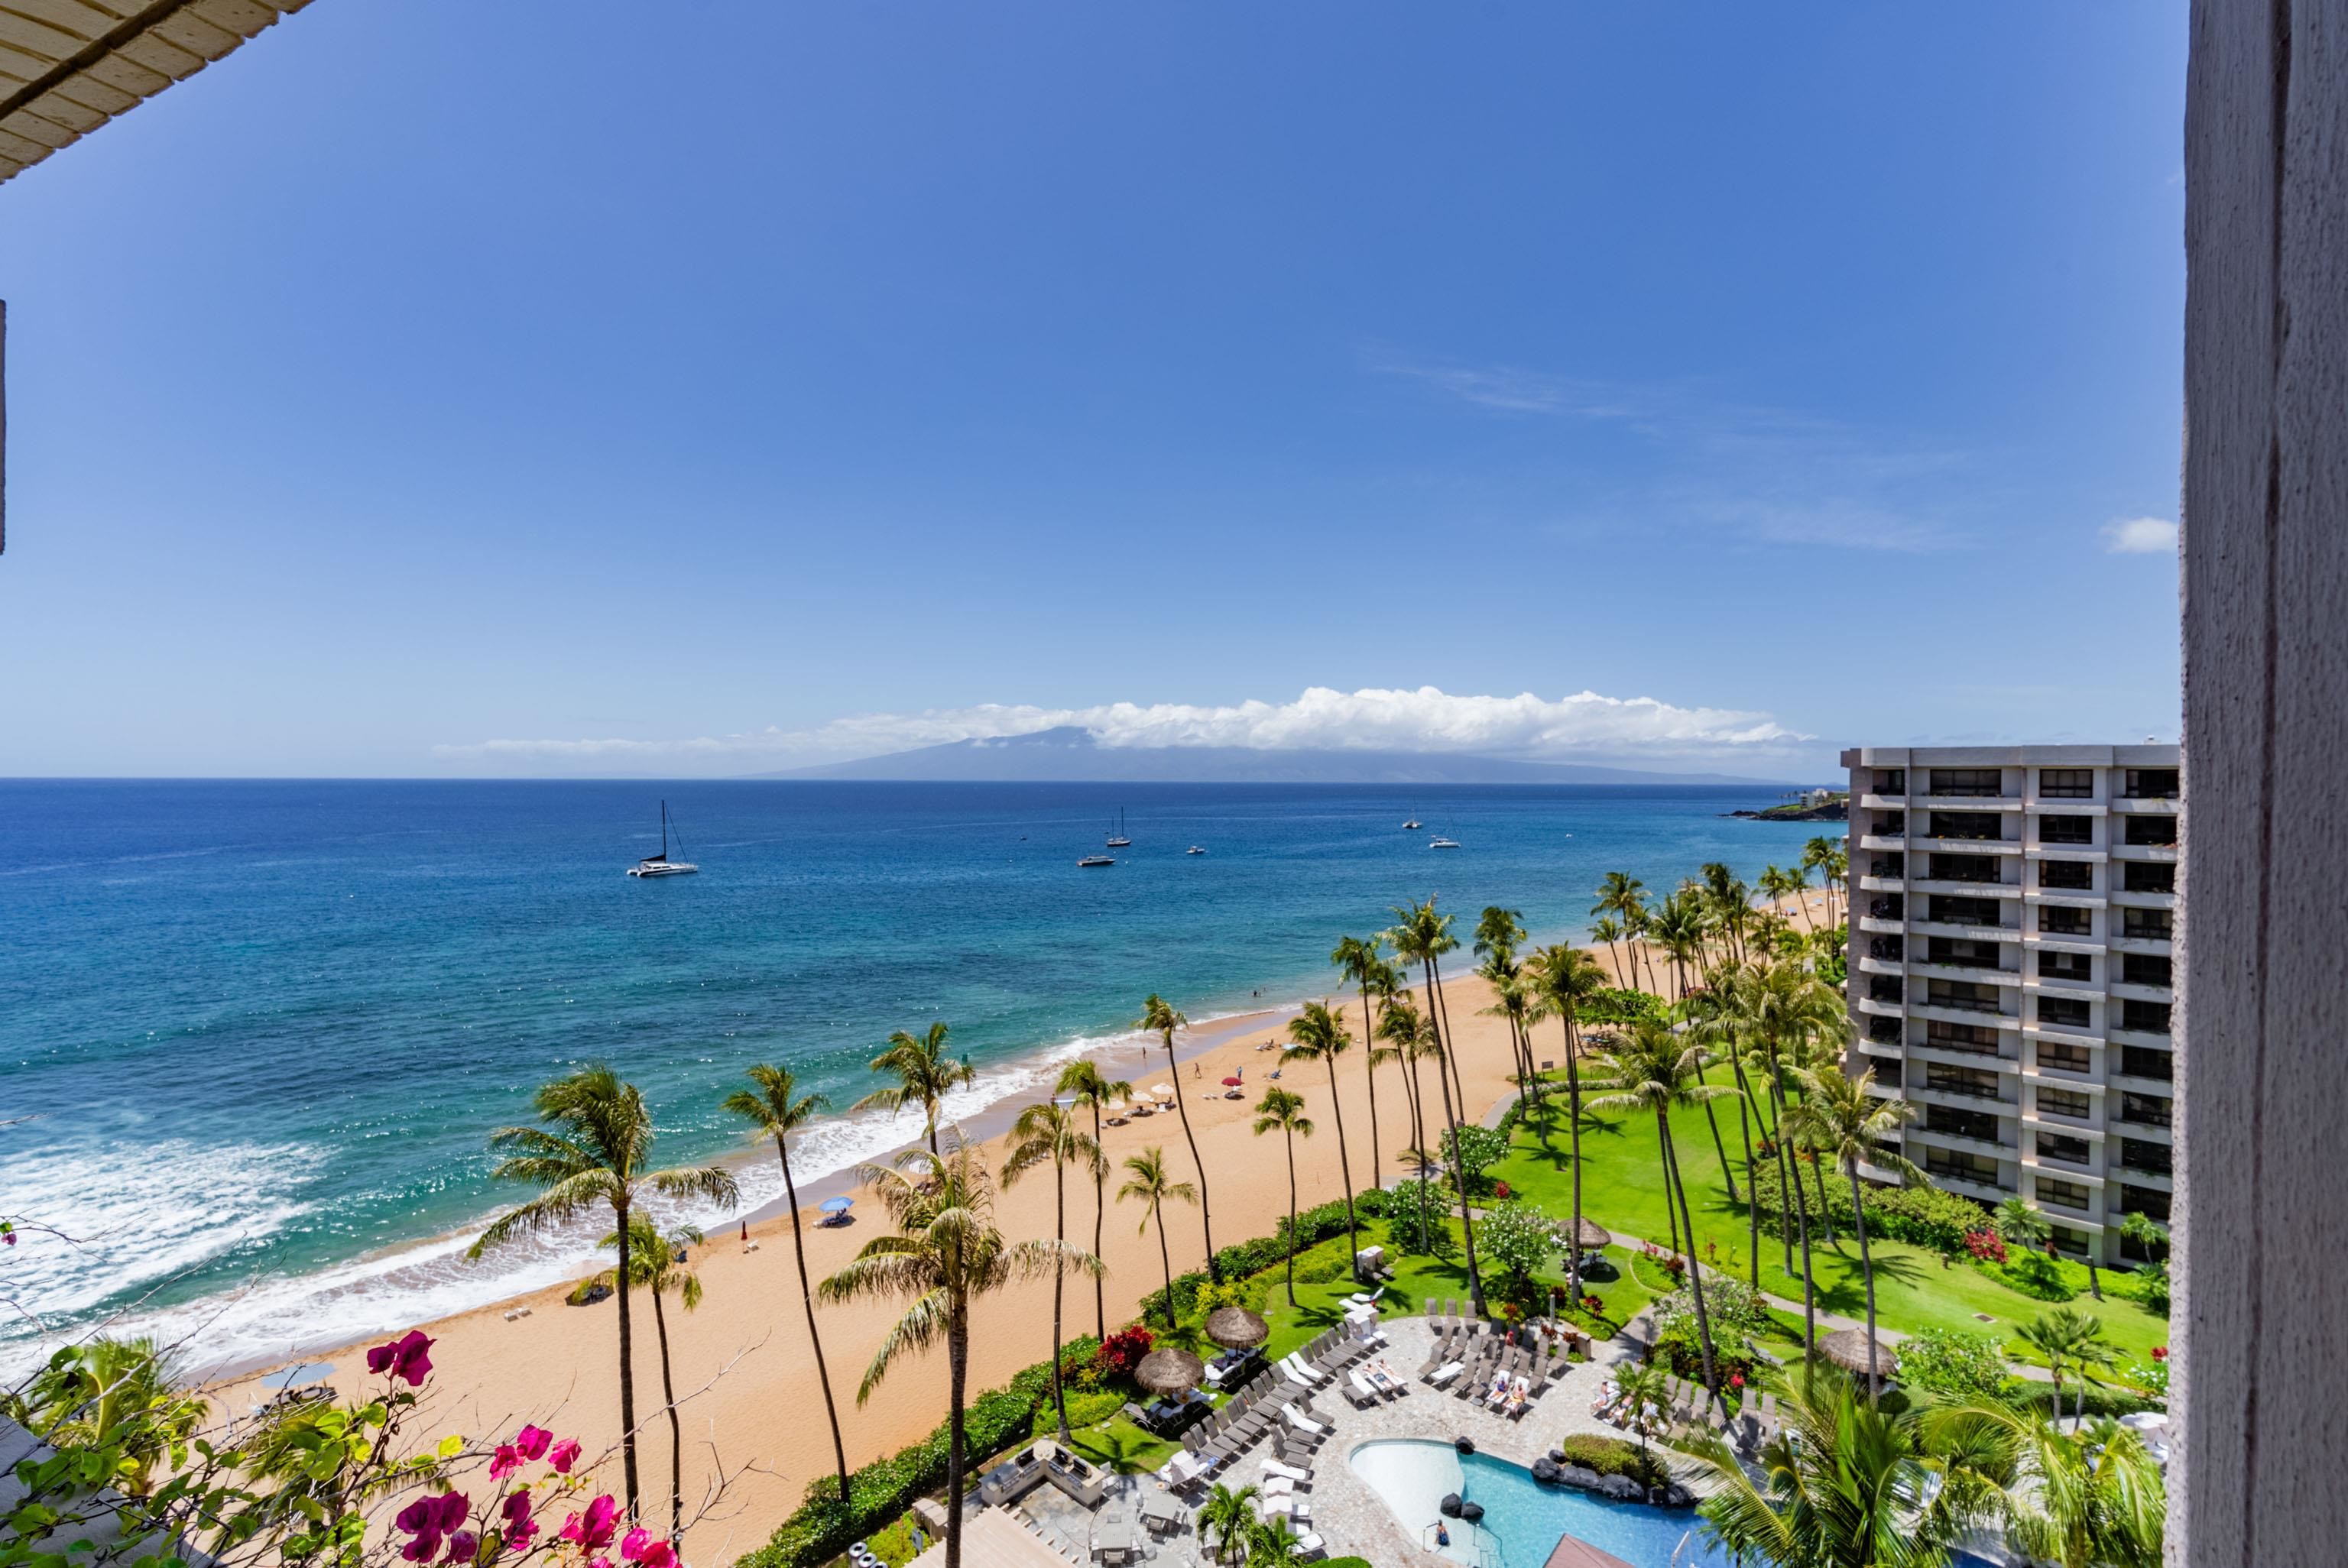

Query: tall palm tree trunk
774,1140,851,1503
1320,1054,1360,1279
1422,958,1485,1315
1430,957,1469,1126
1662,1124,1720,1393
649,1285,683,1536
1152,1204,1176,1327
1403,1047,1432,1254
1088,1100,1108,1343
1562,1014,1585,1305
1354,979,1383,1192
1844,1155,1883,1407
1722,1072,1759,1293
945,1307,968,1568
1281,1129,1299,1307
1695,1056,1740,1204
1779,1095,1817,1353
614,1202,642,1521
1654,1115,1682,1255
1163,1041,1219,1283
1049,1157,1070,1440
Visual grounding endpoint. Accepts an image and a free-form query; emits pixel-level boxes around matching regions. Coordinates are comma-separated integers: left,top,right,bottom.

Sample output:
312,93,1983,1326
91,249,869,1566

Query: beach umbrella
820,1196,854,1216
1571,1217,1612,1249
1152,1085,1173,1100
1204,1307,1270,1349
1816,1327,1900,1379
1221,1074,1244,1087
262,1362,336,1392
1134,1347,1207,1397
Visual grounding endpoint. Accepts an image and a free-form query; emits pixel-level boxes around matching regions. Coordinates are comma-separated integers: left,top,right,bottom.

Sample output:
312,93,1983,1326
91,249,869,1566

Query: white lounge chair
1261,1459,1312,1485
1282,1404,1327,1435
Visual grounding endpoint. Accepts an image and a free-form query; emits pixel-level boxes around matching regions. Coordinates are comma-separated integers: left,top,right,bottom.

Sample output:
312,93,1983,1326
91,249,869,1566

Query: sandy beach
212,887,1841,1564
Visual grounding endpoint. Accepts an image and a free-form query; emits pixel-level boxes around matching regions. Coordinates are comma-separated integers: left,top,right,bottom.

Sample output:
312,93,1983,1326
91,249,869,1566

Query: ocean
0,779,1830,1372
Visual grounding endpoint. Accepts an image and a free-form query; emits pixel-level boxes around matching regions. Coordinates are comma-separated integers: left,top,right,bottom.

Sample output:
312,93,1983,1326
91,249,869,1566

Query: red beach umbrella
1221,1074,1244,1087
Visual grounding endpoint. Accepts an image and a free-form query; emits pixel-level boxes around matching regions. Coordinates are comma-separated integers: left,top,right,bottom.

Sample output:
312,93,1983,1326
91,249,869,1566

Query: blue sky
0,3,2185,779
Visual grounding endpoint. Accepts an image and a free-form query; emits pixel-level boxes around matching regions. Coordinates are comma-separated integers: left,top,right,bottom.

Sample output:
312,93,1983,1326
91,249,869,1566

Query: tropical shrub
1749,1162,1988,1256
1896,1327,2012,1401
1983,1252,2077,1302
1440,1124,1511,1195
1653,1318,1756,1387
1555,1433,1672,1491
1383,1180,1459,1259
1578,988,1666,1026
1033,1389,1123,1437
1656,1275,1772,1340
1091,1327,1153,1382
1474,1201,1560,1288
1293,1252,1351,1285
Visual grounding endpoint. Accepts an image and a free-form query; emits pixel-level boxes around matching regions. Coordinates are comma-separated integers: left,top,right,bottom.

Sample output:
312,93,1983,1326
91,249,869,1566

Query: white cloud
2101,517,2179,555
436,685,1812,770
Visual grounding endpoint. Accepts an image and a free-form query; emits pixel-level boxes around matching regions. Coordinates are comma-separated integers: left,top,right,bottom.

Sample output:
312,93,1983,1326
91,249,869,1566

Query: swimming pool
1348,1438,1729,1568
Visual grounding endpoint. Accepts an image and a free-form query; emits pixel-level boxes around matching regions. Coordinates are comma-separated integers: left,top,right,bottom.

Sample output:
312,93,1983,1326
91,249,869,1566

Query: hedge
735,1191,1390,1568
1555,1433,1671,1490
1746,1161,1988,1256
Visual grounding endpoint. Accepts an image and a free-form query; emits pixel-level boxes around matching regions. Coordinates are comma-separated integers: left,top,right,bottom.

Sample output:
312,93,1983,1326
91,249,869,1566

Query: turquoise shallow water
0,779,1827,1369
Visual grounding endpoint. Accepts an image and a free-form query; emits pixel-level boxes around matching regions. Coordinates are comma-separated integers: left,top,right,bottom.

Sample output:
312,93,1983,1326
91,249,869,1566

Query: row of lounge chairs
1156,1327,1363,1490
1588,1374,1784,1450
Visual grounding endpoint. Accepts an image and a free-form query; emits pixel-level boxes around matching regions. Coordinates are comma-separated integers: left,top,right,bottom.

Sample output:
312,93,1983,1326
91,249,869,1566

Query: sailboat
1105,808,1131,848
628,801,699,877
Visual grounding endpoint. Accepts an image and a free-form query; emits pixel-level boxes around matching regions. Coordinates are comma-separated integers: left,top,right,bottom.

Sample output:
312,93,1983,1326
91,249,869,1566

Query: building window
2122,999,2173,1036
2123,953,2174,987
2040,906,2092,935
2041,860,2093,890
1870,975,1905,1004
1931,894,2001,925
2038,1086,2093,1121
1929,853,2002,884
1876,768,1907,794
1923,1104,2002,1142
2037,1041,2092,1074
2040,768,2095,799
2123,815,2180,847
1876,811,1906,837
1871,853,1906,878
1869,893,1906,920
2038,996,2091,1029
1924,1148,2003,1185
2121,1045,2174,1081
1868,935,1905,961
1929,768,2004,798
2123,767,2181,799
2048,1225,2092,1257
1931,811,2003,841
1927,980,2000,1014
2119,1184,2173,1223
2123,861,2177,893
2123,908,2174,940
2120,1138,2174,1177
1925,1065,2003,1101
2037,1131,2093,1165
2040,815,2094,844
2039,1177,2094,1212
1867,1014,1902,1045
1925,1021,2001,1055
1927,936,2002,969
2120,1091,2174,1129
2038,951,2092,982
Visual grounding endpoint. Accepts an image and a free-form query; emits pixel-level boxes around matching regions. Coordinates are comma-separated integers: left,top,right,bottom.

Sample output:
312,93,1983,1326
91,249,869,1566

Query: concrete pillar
2178,2,2348,1562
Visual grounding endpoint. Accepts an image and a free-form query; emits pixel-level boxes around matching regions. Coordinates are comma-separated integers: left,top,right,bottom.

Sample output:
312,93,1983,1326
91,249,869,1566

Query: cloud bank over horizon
436,685,1816,775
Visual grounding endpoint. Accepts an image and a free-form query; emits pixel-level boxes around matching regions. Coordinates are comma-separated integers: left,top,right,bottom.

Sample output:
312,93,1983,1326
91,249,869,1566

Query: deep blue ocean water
0,779,1828,1369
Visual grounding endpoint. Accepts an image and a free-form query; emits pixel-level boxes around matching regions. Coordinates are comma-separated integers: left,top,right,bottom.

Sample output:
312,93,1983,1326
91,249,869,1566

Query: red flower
548,1439,583,1475
446,1532,478,1566
368,1330,436,1388
499,1489,538,1550
2152,1346,2168,1361
514,1425,553,1462
561,1495,620,1553
394,1492,469,1563
1729,1372,1745,1388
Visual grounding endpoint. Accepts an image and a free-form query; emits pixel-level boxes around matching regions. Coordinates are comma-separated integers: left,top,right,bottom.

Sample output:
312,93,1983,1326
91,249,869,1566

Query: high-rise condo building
1841,744,2181,1263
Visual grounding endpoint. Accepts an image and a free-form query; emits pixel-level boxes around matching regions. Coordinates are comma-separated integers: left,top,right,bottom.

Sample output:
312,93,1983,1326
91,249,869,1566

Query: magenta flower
446,1531,478,1566
561,1495,620,1553
620,1530,652,1562
548,1438,582,1475
514,1425,553,1462
368,1330,436,1388
395,1492,470,1563
635,1541,675,1568
489,1445,522,1482
499,1489,537,1549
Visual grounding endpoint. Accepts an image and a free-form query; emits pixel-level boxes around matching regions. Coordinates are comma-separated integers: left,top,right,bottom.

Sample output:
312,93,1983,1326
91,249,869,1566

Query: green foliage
1555,1434,1672,1491
1579,988,1666,1026
1983,1252,2079,1302
1439,1124,1510,1194
1292,1253,1350,1285
1656,1275,1772,1340
1033,1389,1123,1437
1383,1180,1459,1259
1472,1201,1558,1286
1896,1327,2013,1401
1748,1161,1987,1256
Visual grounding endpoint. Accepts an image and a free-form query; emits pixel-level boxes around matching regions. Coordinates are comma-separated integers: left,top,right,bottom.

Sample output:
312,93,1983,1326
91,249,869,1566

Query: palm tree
1138,993,1218,1282
1331,935,1392,1192
1588,915,1629,987
855,1022,977,1154
1117,1146,1198,1328
1728,960,1844,1347
1003,1097,1101,1442
722,1062,851,1504
1612,1362,1674,1455
820,1145,1098,1568
1691,1369,1977,1568
1804,835,1847,926
8,1337,206,1497
1685,983,1764,1293
471,1066,738,1521
1196,1481,1260,1564
1996,1194,2054,1259
1248,1086,1316,1306
2016,1307,2118,1424
1376,992,1433,1252
1056,1059,1131,1342
1281,1000,1359,1274
1246,1516,1309,1566
1593,873,1651,992
1925,1402,2165,1568
1783,1065,1920,1404
1530,942,1606,1303
1387,896,1486,1315
600,1216,705,1535
1587,1021,1733,1390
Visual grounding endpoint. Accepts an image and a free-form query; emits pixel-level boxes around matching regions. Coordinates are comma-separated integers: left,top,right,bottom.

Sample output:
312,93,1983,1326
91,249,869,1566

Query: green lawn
1492,1095,2170,1369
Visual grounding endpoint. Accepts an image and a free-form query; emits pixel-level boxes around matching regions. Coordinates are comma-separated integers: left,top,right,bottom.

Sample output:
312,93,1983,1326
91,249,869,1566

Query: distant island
751,726,1799,786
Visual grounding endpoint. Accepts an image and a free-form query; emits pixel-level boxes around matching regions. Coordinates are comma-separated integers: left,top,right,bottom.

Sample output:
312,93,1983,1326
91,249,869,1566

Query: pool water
1348,1439,1729,1568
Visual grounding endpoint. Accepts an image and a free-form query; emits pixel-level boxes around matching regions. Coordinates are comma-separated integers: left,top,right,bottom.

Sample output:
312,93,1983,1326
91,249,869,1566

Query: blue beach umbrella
820,1196,854,1217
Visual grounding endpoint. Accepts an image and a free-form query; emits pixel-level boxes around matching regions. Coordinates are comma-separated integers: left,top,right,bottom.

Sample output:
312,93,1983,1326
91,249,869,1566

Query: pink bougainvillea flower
635,1540,675,1568
514,1425,554,1462
548,1438,582,1475
395,1492,469,1563
488,1445,522,1482
561,1495,620,1553
499,1489,537,1548
368,1330,436,1388
446,1531,478,1565
620,1529,653,1562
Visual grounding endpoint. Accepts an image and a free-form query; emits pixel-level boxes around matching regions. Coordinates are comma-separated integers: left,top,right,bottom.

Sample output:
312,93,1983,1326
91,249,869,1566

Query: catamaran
628,802,699,876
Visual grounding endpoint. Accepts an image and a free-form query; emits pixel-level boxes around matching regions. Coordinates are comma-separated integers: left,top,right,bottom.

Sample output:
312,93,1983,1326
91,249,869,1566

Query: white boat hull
628,861,699,877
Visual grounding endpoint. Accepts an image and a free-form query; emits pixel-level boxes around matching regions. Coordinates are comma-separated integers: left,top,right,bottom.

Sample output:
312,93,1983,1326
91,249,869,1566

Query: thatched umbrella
1204,1307,1270,1349
1570,1216,1612,1249
1134,1347,1207,1397
1818,1327,1900,1380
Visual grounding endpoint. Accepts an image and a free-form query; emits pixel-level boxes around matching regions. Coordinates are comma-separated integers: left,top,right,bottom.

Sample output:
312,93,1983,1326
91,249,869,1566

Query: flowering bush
2126,1356,2170,1404
1964,1229,2009,1265
1897,1327,2012,1401
1091,1326,1154,1382
1638,1242,1686,1281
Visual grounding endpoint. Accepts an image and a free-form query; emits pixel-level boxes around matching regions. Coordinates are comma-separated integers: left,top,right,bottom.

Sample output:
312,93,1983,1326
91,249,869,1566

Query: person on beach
1436,1522,1451,1547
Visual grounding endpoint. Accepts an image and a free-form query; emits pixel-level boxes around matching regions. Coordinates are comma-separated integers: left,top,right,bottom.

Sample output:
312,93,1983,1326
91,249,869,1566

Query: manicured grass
1493,1097,2171,1369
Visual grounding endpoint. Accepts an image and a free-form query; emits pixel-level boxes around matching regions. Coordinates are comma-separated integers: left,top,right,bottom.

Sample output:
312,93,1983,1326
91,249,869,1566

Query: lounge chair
1262,1458,1312,1485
